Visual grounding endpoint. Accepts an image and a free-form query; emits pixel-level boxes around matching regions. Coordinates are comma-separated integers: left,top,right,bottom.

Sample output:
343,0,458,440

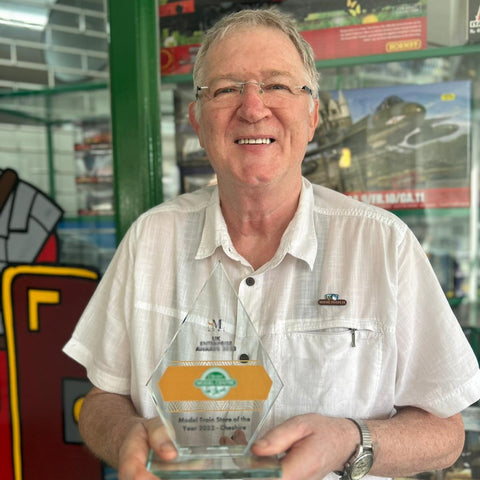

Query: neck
218,178,302,270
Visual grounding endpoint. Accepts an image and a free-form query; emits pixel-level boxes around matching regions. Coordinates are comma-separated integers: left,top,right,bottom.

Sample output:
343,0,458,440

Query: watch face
350,452,374,480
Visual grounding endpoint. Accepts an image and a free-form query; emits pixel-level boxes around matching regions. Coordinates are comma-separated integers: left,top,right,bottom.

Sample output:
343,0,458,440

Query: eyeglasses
195,79,313,108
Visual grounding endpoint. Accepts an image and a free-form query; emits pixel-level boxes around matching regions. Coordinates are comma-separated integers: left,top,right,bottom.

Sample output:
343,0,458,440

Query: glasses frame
195,80,313,104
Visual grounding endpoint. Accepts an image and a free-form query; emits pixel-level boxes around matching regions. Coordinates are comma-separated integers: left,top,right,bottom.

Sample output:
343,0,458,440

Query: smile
236,138,273,145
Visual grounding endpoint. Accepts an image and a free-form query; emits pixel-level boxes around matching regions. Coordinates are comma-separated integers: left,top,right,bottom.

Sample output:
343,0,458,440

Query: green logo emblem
194,367,237,399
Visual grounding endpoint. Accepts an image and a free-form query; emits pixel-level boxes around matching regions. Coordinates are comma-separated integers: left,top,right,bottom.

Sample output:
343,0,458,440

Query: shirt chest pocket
267,317,383,419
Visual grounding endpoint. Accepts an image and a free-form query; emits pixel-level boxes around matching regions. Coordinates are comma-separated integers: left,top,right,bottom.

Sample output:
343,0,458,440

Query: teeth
237,138,272,145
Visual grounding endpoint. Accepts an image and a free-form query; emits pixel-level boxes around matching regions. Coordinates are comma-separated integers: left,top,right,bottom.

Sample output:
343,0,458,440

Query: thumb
145,418,178,461
252,417,311,457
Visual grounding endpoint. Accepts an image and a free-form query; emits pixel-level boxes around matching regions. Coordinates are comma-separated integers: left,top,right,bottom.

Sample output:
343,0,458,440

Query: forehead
203,26,305,82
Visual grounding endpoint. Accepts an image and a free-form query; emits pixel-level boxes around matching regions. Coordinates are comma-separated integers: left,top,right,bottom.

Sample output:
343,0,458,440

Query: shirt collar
274,177,317,270
195,178,317,270
195,187,235,260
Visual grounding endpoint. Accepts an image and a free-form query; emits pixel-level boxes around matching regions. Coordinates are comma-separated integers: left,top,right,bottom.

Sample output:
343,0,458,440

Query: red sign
346,187,470,210
159,0,195,17
302,17,426,61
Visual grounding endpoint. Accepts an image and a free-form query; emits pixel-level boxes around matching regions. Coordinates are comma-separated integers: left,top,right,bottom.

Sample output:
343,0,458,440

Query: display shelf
0,82,109,124
75,177,113,185
0,81,108,97
74,117,114,217
313,43,480,69
393,208,471,217
74,142,112,151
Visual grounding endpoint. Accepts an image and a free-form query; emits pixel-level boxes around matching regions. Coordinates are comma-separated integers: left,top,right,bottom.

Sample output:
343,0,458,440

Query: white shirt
64,179,480,428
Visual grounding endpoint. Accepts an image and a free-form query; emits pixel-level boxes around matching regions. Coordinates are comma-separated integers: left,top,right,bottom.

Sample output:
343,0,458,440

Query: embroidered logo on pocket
318,293,347,306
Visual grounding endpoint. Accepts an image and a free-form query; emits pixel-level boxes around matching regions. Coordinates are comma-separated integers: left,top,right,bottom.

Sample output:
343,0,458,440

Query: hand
251,414,358,480
117,417,178,480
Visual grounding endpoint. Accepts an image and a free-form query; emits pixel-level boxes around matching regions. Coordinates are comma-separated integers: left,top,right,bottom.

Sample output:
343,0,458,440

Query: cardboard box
159,0,427,76
469,0,480,44
427,0,469,46
293,0,426,61
427,0,480,46
304,80,471,210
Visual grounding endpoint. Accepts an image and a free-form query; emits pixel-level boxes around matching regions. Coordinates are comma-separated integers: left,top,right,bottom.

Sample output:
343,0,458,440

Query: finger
118,423,158,480
278,438,324,480
119,457,159,480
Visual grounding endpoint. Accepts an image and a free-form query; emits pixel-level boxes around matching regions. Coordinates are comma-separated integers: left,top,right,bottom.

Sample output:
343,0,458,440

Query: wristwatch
335,418,374,480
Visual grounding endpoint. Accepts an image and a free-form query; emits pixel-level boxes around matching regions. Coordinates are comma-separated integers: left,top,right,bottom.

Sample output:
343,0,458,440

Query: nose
236,82,270,123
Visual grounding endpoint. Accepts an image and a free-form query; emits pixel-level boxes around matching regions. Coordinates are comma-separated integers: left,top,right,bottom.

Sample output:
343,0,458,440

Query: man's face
189,26,319,190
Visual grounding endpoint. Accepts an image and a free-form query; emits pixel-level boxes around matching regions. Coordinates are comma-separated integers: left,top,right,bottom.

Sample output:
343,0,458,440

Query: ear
188,101,204,147
308,98,320,142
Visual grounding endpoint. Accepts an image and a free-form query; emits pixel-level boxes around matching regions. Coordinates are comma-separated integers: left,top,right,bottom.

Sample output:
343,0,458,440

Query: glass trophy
146,262,283,479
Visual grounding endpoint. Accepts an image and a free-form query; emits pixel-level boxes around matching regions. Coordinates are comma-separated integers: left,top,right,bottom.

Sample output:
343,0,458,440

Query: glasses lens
209,82,244,106
262,82,301,106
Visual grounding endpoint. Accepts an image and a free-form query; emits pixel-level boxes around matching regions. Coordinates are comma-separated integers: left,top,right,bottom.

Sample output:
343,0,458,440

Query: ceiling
0,0,109,92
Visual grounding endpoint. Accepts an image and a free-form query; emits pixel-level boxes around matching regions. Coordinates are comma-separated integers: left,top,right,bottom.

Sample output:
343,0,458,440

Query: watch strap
348,418,373,450
335,418,374,480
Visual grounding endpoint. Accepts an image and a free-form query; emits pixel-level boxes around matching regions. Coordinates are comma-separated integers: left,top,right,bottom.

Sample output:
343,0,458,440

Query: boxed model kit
303,80,471,210
158,0,427,76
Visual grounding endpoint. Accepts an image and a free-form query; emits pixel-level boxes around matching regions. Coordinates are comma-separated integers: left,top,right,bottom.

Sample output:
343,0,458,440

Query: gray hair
192,8,320,101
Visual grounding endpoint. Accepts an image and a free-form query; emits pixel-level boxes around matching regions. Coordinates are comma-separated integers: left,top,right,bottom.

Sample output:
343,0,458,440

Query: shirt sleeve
394,228,480,417
63,226,136,395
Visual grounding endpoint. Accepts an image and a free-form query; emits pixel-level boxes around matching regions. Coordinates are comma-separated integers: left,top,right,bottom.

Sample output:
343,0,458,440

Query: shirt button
245,277,255,286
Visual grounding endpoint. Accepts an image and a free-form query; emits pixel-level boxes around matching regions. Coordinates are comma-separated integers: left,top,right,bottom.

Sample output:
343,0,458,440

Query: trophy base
146,448,282,479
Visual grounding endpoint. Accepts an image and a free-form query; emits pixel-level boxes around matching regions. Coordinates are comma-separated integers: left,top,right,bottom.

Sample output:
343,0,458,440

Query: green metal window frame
108,0,163,242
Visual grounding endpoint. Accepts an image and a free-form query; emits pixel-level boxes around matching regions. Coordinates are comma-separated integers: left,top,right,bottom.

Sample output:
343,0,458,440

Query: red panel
0,349,14,480
3,266,102,480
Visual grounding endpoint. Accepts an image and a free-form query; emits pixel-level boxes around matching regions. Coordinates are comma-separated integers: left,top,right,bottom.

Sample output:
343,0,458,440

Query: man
64,8,480,480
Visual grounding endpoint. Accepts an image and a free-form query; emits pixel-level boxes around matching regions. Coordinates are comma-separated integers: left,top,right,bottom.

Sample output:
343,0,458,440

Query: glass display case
0,81,181,273
0,84,116,273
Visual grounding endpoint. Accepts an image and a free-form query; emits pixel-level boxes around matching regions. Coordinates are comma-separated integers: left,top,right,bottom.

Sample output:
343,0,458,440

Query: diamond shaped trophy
146,262,283,478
